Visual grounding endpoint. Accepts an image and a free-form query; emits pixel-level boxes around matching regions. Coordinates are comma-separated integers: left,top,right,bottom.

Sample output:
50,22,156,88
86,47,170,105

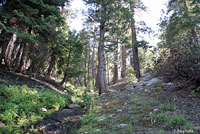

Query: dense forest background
0,0,200,133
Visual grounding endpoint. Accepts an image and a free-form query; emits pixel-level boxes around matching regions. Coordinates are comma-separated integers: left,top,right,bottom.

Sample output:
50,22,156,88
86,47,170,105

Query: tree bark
47,52,57,76
130,2,141,78
121,44,126,78
97,22,108,95
113,40,118,84
106,52,110,85
76,76,83,87
18,42,29,72
84,54,87,87
91,42,96,86
60,73,67,85
2,34,17,70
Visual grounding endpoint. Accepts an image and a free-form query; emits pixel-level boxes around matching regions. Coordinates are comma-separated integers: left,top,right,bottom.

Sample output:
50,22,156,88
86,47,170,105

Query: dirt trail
79,76,200,134
25,108,84,134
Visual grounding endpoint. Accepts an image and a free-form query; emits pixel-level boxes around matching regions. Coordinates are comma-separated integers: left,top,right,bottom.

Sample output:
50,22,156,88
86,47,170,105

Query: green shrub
184,122,194,131
150,112,167,123
0,84,71,133
156,43,200,85
165,113,187,128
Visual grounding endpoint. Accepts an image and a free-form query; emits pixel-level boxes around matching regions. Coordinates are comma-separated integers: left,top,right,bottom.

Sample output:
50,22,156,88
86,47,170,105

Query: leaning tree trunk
97,22,108,95
130,3,141,78
113,40,118,84
121,44,126,78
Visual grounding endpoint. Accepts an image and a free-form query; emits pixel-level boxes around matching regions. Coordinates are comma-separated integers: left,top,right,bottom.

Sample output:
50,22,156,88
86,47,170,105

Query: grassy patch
130,94,139,104
153,129,165,134
158,103,176,112
165,113,187,128
150,112,167,123
152,82,164,88
149,98,159,106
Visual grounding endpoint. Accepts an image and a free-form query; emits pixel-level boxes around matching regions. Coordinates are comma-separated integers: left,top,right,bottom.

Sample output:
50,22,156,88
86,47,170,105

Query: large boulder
140,72,153,81
145,78,163,86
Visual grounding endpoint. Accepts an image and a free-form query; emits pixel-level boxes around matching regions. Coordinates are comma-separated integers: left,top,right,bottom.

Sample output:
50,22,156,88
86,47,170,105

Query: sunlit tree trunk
91,42,96,86
18,42,29,72
2,34,17,70
97,22,108,95
87,48,91,85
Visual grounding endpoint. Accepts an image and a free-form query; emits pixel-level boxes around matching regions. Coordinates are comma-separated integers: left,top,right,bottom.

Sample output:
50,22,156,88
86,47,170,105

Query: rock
118,124,128,128
166,82,173,86
133,82,145,87
117,109,122,112
144,89,149,93
68,104,81,109
41,108,47,112
194,126,200,131
108,114,114,118
98,116,106,121
0,122,5,127
95,129,101,132
153,108,158,112
140,72,153,81
145,78,163,86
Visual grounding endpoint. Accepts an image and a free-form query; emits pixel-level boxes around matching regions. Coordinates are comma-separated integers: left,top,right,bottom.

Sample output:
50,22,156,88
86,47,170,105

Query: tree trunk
121,44,126,78
3,34,17,70
91,42,96,86
130,3,141,78
106,52,110,85
47,52,57,76
88,48,91,84
14,43,24,71
97,22,108,95
77,76,83,87
18,42,29,73
84,56,87,87
113,40,118,84
60,73,67,85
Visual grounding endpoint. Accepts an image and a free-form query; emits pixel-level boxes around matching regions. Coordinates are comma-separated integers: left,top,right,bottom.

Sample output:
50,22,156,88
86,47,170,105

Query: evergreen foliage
156,0,200,84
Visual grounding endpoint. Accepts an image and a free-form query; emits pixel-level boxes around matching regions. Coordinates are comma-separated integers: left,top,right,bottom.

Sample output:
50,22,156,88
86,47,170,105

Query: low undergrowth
0,84,71,133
